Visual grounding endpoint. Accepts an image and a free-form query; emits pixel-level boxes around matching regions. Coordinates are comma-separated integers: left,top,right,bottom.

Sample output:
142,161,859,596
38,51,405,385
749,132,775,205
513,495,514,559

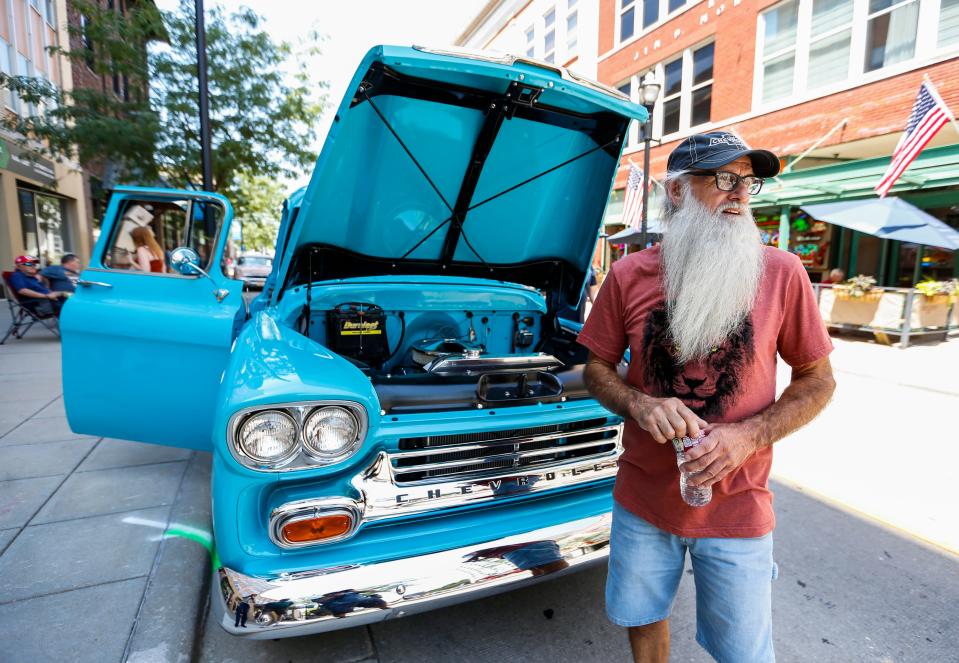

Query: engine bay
281,277,596,412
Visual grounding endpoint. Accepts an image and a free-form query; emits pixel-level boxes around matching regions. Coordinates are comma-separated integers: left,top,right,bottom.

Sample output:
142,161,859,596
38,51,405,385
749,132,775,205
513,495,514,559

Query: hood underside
277,46,644,306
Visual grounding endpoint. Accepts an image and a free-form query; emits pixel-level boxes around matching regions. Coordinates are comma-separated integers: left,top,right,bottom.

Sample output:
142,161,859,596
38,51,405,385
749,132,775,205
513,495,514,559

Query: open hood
273,46,647,307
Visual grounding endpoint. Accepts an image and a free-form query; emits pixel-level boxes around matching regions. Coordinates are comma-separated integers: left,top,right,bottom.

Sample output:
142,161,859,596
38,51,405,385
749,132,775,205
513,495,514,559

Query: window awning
750,143,959,208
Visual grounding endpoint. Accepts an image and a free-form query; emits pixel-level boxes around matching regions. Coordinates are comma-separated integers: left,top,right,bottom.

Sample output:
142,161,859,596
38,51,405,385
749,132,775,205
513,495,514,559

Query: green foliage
228,170,285,252
1,0,162,175
0,0,325,219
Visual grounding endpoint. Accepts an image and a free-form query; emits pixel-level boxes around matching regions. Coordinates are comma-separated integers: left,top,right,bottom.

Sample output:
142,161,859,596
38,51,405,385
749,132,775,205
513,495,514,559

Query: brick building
457,0,959,284
0,0,91,275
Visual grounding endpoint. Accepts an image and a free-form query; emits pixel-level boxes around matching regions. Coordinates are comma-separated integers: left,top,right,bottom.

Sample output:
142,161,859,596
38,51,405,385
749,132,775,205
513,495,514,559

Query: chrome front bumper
215,512,612,639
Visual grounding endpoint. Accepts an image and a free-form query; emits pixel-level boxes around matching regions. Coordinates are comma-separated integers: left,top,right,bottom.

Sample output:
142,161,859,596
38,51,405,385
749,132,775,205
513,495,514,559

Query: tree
230,170,286,253
1,0,326,224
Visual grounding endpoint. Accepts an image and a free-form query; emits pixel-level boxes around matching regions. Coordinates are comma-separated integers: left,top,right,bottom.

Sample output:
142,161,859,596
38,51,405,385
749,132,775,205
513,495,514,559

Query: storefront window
754,208,832,278
18,188,71,264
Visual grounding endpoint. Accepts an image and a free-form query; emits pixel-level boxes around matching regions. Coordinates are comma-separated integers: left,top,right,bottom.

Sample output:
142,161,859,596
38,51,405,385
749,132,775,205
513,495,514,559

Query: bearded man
579,132,835,663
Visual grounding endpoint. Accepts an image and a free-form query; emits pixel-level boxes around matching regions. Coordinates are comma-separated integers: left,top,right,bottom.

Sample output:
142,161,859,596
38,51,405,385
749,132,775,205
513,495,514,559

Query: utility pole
195,0,213,191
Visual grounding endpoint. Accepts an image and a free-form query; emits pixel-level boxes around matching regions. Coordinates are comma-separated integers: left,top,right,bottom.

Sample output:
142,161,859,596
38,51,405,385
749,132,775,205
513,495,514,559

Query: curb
125,451,214,663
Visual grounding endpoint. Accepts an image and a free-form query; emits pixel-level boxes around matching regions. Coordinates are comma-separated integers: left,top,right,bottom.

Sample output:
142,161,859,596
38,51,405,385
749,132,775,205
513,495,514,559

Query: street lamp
639,72,661,249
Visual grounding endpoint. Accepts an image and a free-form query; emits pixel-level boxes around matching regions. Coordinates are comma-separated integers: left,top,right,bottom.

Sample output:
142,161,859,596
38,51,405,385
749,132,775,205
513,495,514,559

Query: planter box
821,288,882,326
819,288,956,332
914,296,951,328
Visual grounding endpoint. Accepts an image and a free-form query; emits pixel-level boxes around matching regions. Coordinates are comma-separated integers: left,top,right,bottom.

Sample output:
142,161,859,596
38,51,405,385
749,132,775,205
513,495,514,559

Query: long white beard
661,188,765,365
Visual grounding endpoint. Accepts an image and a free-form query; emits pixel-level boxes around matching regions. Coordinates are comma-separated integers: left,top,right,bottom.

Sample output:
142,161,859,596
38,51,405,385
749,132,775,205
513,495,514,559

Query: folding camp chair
1,271,60,343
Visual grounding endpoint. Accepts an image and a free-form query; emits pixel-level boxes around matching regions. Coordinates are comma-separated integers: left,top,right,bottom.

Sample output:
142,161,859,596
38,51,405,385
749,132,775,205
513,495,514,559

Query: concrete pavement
0,308,212,663
1,306,957,662
772,328,959,553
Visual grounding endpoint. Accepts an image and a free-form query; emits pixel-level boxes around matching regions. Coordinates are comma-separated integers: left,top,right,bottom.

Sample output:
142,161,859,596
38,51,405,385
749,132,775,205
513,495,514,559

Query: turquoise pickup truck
61,45,647,639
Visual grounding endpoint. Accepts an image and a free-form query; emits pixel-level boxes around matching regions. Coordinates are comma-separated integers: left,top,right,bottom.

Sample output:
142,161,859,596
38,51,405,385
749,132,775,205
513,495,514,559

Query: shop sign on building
0,138,56,187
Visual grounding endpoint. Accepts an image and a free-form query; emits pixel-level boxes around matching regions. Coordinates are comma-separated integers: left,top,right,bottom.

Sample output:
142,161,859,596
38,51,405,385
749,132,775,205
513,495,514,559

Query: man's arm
682,356,835,487
584,352,708,443
17,287,57,300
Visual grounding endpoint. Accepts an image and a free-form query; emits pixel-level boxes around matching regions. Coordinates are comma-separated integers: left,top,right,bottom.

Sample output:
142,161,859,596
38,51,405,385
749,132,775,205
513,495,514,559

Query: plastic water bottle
672,434,712,507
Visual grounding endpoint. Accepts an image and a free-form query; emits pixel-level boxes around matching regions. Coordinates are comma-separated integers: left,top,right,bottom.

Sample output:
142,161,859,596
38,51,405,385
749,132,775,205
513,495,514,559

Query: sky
156,0,491,187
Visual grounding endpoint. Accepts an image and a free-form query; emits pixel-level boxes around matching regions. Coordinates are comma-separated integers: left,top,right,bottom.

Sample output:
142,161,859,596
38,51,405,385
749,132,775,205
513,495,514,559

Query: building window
757,0,952,106
567,8,578,51
809,0,854,89
80,13,94,68
642,0,660,29
0,38,14,112
621,0,636,41
760,0,798,102
618,0,691,44
690,43,714,127
650,42,714,137
864,0,919,71
525,25,535,57
544,8,556,63
18,189,72,265
661,58,683,135
941,0,959,46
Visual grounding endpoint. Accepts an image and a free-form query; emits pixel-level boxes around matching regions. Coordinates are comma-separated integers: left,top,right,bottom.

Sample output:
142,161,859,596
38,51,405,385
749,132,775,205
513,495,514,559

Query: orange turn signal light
281,513,353,544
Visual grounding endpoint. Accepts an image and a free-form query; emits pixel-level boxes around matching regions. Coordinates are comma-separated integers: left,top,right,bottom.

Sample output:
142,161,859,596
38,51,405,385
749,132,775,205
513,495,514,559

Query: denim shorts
606,502,777,663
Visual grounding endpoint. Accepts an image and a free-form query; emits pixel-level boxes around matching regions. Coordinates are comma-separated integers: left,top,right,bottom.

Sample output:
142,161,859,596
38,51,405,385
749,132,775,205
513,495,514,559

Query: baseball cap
15,255,39,266
667,131,780,178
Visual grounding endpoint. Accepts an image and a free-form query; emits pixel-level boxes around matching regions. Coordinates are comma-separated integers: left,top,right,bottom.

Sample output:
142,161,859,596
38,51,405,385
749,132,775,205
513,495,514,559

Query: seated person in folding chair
9,255,69,317
41,253,82,293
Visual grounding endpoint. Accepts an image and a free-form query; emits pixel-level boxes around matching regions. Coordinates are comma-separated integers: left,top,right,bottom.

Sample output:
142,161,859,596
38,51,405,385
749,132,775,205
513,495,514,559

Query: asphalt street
1,306,957,662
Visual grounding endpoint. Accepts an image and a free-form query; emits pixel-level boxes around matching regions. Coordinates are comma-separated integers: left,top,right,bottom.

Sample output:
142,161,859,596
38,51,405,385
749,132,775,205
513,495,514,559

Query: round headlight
237,410,298,466
302,407,360,461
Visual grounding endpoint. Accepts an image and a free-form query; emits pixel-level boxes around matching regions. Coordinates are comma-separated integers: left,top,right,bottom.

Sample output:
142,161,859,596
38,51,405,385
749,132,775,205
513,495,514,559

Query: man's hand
680,423,758,487
629,393,708,444
583,353,708,442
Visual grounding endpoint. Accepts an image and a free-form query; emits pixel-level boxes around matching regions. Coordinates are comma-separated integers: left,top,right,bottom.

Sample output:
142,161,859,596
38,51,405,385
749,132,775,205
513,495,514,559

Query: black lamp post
638,72,661,249
195,0,213,192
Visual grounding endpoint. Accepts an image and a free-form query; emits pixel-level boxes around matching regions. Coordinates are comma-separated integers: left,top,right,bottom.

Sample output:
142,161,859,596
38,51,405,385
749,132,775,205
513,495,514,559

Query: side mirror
170,246,230,303
170,247,202,275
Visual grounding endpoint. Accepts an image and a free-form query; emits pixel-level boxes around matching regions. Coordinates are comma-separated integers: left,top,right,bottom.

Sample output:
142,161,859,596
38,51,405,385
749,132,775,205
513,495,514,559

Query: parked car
233,253,273,288
61,45,646,639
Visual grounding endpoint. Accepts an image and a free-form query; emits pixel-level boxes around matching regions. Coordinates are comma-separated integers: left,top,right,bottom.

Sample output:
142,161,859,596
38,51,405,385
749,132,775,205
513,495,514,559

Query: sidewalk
772,331,959,554
0,307,212,663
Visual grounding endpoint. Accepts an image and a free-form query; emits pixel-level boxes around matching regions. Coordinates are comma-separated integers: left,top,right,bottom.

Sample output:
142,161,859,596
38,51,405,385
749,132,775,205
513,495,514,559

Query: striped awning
750,143,959,208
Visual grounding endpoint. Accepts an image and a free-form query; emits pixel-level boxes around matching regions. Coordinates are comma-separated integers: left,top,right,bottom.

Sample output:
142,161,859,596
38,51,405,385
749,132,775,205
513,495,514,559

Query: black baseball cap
667,131,780,178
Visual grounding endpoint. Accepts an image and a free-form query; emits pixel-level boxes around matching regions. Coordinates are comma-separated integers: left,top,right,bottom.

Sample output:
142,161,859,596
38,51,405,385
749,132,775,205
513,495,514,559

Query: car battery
326,303,391,367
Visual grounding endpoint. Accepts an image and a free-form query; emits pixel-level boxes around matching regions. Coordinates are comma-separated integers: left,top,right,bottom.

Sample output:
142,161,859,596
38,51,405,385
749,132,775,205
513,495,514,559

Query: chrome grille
390,417,622,483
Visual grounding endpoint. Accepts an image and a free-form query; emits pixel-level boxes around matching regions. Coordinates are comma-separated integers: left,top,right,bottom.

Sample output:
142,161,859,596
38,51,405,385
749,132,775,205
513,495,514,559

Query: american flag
875,81,953,197
621,163,645,229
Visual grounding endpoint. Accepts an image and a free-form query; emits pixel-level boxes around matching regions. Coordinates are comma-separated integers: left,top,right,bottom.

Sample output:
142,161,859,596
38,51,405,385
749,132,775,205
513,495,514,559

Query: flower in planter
914,279,959,303
835,274,878,299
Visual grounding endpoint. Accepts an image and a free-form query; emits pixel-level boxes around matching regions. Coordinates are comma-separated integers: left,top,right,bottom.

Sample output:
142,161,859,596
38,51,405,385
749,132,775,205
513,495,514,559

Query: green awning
750,143,959,208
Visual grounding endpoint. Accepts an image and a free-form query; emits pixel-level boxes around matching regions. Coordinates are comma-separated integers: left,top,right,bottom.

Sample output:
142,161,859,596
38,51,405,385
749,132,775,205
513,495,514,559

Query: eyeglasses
21,262,38,267
690,170,764,195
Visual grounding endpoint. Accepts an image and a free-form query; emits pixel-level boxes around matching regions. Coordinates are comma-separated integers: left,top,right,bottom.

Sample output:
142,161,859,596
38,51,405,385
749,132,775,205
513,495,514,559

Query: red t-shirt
578,245,832,538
